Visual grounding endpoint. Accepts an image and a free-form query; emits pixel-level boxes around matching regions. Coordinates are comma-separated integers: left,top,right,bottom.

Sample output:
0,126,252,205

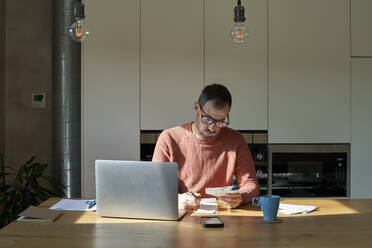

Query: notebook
95,160,186,221
17,206,62,222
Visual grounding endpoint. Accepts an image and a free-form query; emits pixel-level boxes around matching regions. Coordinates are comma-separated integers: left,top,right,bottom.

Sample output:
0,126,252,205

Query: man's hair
198,84,232,109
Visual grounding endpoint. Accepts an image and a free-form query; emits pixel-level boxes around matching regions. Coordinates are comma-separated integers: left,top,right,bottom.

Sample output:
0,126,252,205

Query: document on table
195,209,217,214
196,198,218,214
49,199,96,211
205,186,235,197
278,203,318,215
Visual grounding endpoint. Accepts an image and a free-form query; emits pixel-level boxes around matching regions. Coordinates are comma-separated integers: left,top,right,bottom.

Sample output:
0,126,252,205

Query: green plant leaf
24,156,36,166
26,190,40,206
37,185,53,196
31,162,48,178
31,184,49,199
15,165,26,186
5,194,16,221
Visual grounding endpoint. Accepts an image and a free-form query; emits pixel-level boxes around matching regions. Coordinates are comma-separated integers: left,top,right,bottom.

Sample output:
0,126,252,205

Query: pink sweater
152,122,260,204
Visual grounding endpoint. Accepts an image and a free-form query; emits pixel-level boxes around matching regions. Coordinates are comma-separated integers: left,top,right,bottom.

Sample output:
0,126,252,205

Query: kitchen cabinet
141,0,204,130
205,0,267,130
351,0,372,56
350,58,372,198
82,0,140,197
268,0,350,143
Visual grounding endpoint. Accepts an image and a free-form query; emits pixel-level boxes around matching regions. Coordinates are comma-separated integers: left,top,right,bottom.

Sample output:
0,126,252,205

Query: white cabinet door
141,0,204,130
351,0,372,56
82,0,140,197
205,0,267,130
351,59,372,198
268,0,350,143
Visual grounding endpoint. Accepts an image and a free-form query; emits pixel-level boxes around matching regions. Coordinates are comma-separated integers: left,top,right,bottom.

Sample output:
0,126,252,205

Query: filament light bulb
231,22,248,44
69,19,89,42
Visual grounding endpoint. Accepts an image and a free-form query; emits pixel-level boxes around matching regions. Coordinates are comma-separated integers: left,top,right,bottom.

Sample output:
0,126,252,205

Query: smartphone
200,216,224,228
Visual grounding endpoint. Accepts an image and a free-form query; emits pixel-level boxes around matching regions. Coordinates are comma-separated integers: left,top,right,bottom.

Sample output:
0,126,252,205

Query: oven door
268,144,349,197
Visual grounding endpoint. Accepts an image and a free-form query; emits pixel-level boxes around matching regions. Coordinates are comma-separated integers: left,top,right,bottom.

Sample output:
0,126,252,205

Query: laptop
95,160,187,221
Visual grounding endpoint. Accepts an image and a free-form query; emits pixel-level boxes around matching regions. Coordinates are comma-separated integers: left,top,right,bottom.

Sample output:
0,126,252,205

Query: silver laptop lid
95,160,179,220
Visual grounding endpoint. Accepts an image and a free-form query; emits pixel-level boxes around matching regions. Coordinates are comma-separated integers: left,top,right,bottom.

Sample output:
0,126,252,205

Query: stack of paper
49,199,96,211
17,206,62,222
278,203,318,215
196,198,218,214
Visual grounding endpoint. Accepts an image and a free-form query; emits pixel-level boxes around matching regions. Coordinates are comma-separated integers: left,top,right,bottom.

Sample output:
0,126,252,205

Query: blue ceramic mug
252,195,280,222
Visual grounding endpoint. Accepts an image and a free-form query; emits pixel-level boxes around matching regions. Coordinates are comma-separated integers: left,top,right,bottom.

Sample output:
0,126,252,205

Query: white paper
197,198,218,213
49,199,96,211
199,198,218,211
278,203,317,215
17,216,39,221
17,215,54,222
195,209,217,214
205,186,235,197
200,198,217,204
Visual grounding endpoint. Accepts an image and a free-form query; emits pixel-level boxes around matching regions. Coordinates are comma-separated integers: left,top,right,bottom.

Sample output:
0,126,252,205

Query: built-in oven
268,144,349,197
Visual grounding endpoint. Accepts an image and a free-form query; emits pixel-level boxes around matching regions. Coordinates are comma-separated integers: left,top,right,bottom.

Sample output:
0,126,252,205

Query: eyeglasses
197,102,230,128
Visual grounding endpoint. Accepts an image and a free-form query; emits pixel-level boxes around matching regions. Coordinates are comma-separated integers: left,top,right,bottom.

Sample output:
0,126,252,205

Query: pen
188,191,199,198
85,200,96,209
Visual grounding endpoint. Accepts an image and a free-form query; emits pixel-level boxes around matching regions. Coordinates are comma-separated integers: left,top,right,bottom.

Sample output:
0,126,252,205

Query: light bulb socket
234,0,246,23
73,1,85,20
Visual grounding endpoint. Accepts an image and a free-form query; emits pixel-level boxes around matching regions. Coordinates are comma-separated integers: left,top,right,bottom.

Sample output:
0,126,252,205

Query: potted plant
0,154,65,228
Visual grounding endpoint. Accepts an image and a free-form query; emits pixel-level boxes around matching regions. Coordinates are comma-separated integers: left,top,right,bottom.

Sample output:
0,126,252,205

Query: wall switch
31,93,47,108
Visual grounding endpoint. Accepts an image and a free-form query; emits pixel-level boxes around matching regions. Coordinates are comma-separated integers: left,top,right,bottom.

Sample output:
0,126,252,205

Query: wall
350,59,372,198
82,0,140,197
3,0,52,174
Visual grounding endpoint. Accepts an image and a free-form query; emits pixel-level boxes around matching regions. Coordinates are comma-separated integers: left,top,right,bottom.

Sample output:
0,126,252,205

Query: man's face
194,100,230,140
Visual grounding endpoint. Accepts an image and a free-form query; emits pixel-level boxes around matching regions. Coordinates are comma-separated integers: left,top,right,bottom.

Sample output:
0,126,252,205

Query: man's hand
178,192,201,210
218,192,242,209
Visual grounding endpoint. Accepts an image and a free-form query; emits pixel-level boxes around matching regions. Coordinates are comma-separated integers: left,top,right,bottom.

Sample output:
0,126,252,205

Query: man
152,84,259,209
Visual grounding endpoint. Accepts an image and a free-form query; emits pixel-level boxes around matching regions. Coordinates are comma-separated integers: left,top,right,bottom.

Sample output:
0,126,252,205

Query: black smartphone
200,216,224,228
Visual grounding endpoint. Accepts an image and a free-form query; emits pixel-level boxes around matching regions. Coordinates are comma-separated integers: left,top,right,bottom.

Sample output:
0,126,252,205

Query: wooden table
1,198,372,247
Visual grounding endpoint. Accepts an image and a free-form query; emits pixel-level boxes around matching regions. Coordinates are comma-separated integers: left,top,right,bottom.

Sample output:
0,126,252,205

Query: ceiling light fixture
69,1,89,42
231,0,248,44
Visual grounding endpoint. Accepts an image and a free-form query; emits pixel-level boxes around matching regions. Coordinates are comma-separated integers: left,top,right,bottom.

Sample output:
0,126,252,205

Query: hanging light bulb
69,1,89,42
231,0,248,44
